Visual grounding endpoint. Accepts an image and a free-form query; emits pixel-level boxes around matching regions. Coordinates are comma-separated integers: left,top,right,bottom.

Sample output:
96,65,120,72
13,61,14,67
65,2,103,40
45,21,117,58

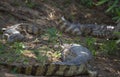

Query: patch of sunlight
22,50,37,59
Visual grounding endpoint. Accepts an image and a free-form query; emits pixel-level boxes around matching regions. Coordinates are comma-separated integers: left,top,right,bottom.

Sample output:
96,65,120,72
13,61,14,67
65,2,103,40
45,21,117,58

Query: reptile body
2,17,119,42
0,44,97,77
56,17,119,39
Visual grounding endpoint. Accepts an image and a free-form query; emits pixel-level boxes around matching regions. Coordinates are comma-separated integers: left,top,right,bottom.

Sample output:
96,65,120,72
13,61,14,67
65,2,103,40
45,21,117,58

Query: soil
0,0,120,77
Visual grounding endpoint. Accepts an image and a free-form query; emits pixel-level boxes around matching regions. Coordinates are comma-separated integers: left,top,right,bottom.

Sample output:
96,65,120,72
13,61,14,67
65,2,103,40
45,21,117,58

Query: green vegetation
0,42,6,54
85,37,97,56
100,40,118,55
42,27,62,44
33,45,61,64
81,0,94,7
96,0,120,22
81,0,120,22
36,53,48,65
85,37,119,56
33,46,50,64
12,42,25,54
47,28,58,41
0,33,119,65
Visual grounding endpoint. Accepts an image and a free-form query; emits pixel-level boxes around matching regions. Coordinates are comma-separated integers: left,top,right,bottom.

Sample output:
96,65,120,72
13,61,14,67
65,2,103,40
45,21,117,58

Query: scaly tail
0,62,93,76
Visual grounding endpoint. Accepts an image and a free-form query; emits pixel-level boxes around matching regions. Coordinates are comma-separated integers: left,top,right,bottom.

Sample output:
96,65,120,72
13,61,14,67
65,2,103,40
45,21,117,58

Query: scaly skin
2,17,119,43
0,62,97,76
56,17,119,39
2,23,40,42
0,44,97,77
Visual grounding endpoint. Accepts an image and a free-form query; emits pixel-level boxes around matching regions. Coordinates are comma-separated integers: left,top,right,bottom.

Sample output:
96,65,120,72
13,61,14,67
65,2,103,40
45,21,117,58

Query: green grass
42,27,62,44
12,42,25,54
100,40,119,55
85,37,97,56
